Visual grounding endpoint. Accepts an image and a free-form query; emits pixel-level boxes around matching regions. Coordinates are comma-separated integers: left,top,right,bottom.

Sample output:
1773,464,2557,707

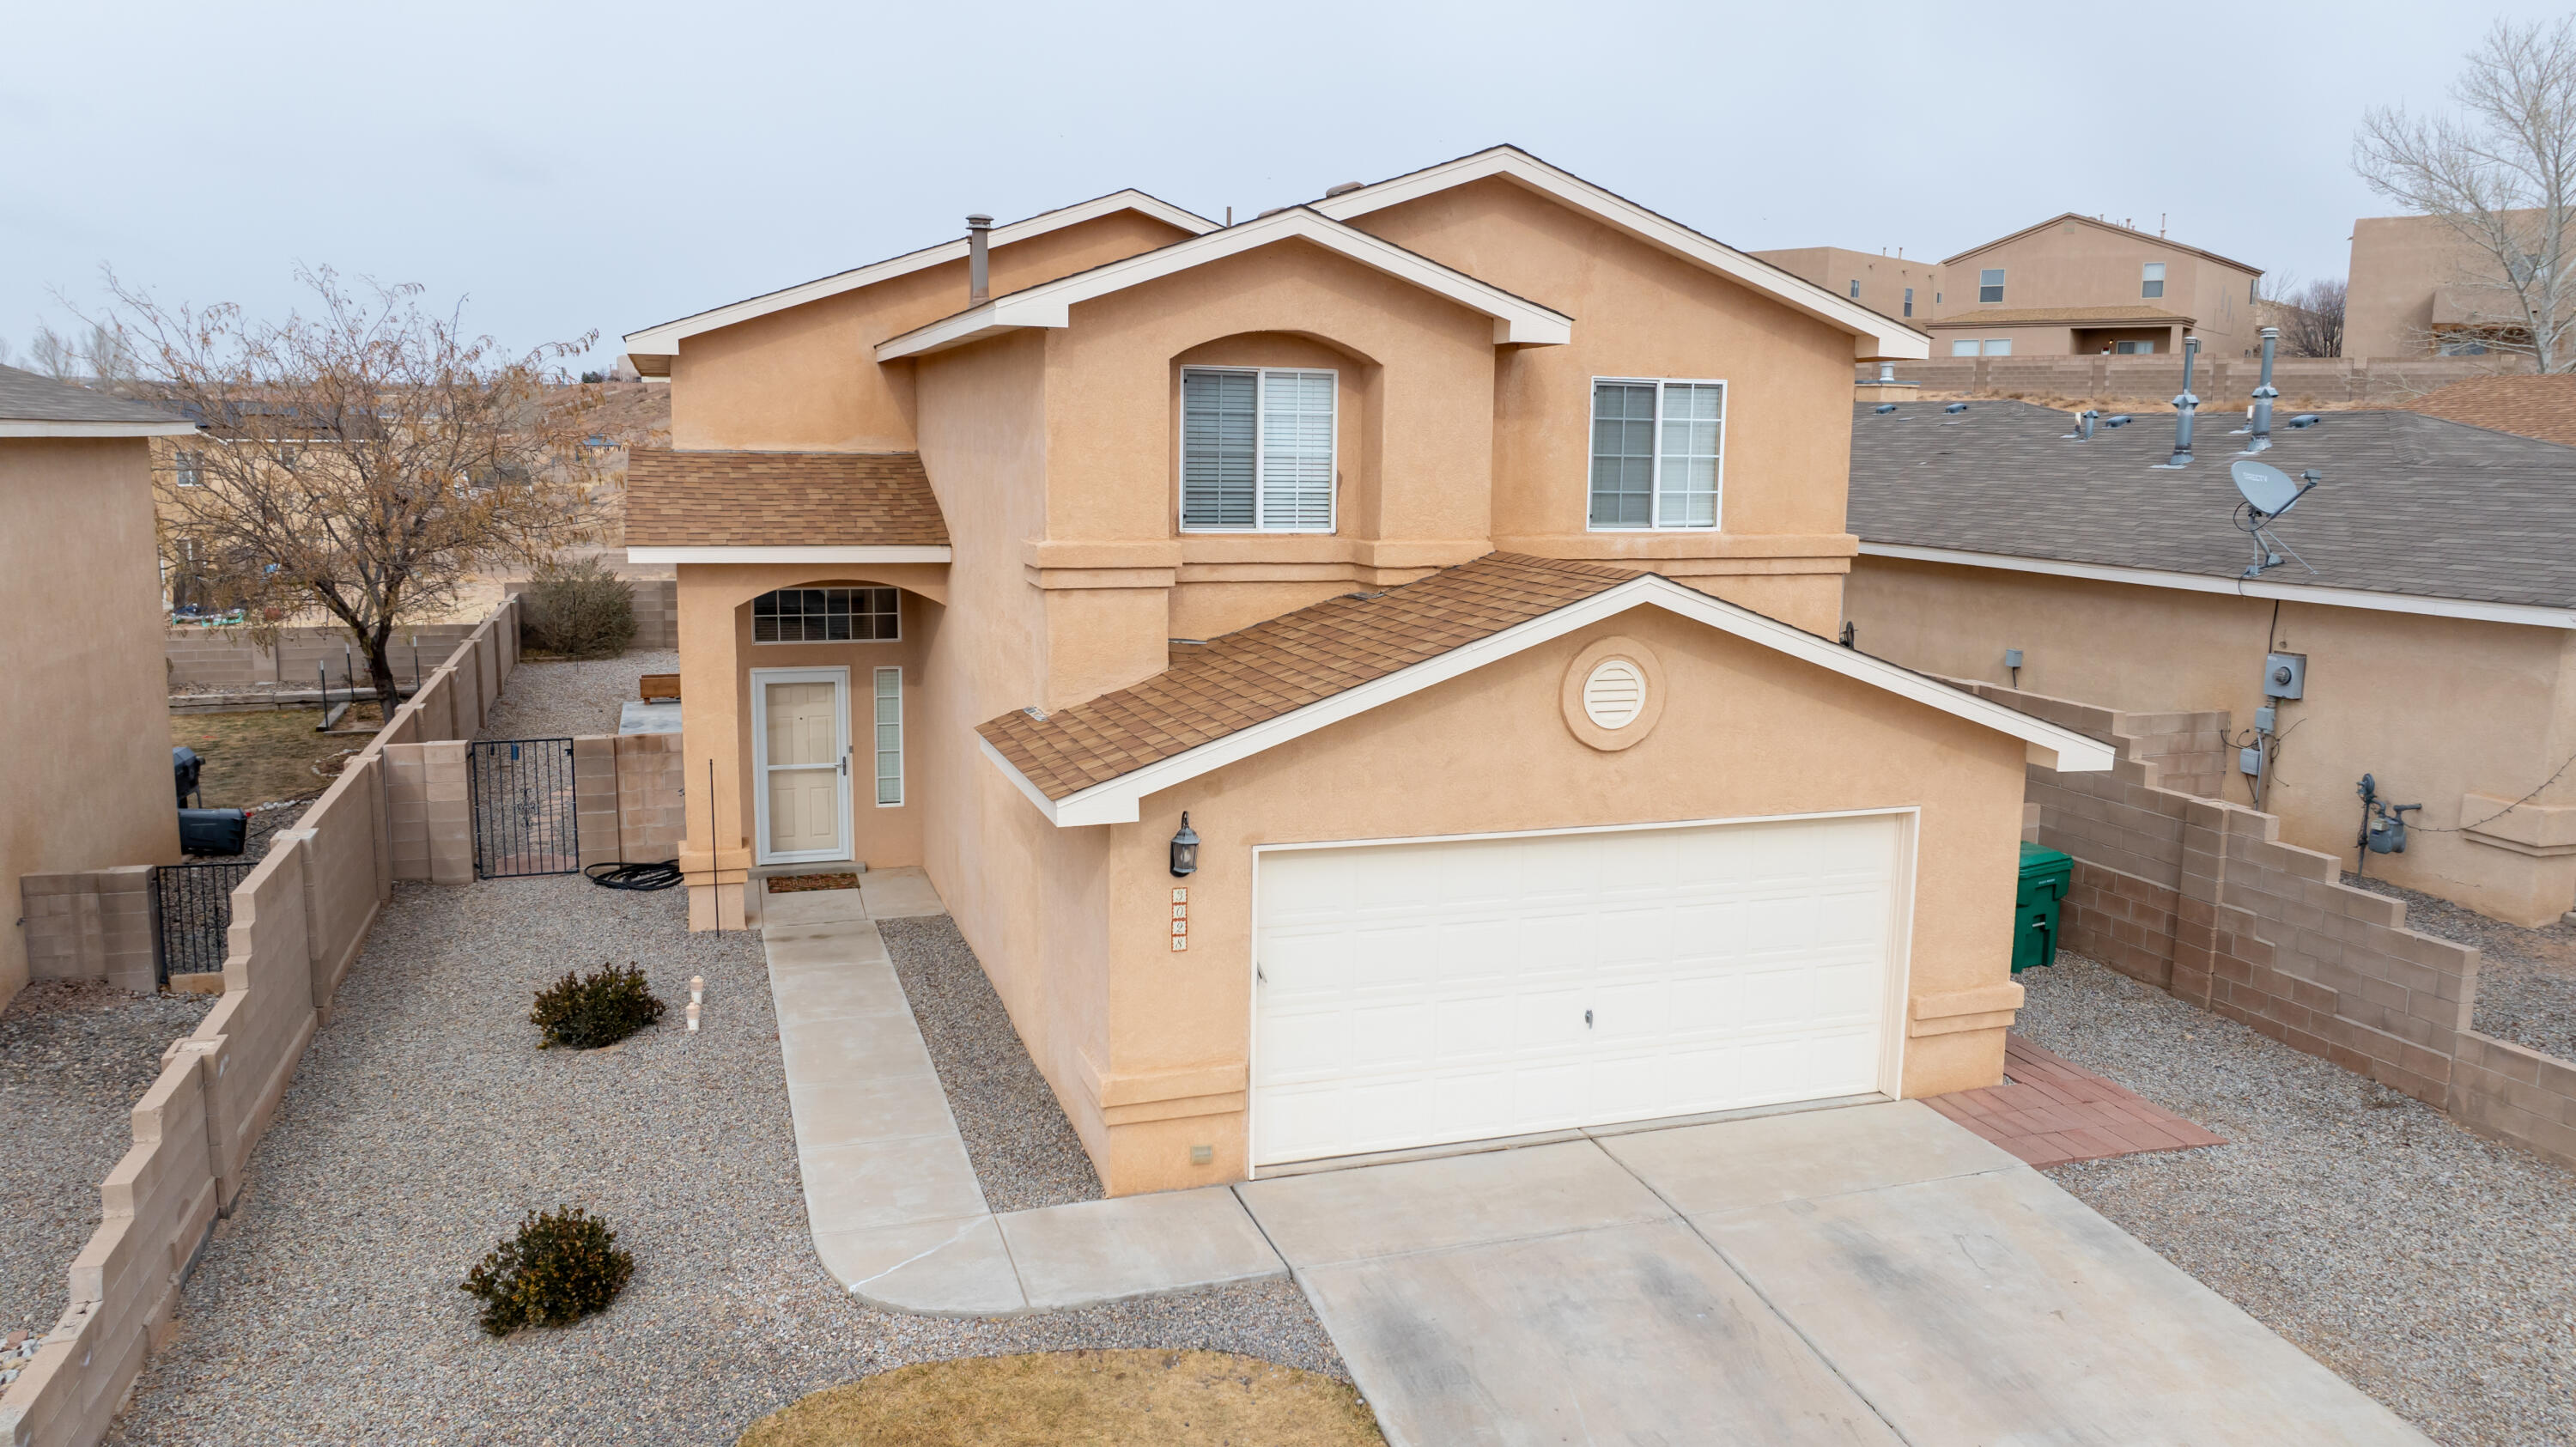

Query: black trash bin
179,807,249,856
173,746,203,806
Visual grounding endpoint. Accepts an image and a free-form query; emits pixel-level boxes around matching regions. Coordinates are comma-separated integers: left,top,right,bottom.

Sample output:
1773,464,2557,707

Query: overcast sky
4,1,2560,370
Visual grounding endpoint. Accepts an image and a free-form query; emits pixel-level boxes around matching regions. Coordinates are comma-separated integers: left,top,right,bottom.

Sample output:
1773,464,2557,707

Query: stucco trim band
1859,541,2576,629
987,571,2118,826
626,545,954,564
873,207,1575,360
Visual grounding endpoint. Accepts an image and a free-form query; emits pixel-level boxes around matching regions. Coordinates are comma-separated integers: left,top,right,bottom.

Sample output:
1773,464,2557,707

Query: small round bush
530,962,665,1049
460,1207,634,1336
520,556,636,659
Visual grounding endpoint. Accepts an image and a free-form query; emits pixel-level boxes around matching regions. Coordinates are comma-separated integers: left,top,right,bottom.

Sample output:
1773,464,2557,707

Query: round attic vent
1582,659,1646,730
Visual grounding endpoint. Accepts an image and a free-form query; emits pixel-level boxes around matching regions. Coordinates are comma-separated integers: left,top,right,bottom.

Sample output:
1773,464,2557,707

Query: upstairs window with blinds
1181,367,1337,532
1589,379,1724,530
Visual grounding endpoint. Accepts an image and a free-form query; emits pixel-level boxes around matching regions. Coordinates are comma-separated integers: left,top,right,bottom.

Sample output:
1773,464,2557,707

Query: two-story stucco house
618,147,2112,1195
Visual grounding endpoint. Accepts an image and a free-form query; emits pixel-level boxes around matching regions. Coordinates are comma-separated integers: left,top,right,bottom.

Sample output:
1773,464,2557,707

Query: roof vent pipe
966,214,993,305
2245,326,2279,454
2154,335,2200,469
1876,362,1895,383
2080,409,2099,441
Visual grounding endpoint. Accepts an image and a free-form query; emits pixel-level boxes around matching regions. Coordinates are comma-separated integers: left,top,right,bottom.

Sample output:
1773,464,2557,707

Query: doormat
768,872,860,894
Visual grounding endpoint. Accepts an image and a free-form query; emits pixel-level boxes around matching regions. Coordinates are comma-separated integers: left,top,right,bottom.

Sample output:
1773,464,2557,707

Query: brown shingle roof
1926,306,2195,328
623,450,949,548
980,553,1641,800
2394,375,2576,449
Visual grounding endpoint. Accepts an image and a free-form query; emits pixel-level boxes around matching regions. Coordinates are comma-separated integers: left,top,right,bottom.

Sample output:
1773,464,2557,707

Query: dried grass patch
735,1349,1384,1447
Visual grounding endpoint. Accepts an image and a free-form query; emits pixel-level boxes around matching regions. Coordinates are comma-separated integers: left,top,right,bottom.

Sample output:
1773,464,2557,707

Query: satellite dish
2230,459,2312,518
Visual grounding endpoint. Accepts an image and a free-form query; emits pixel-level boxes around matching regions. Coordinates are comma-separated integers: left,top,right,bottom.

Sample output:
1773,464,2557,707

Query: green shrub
530,962,665,1049
460,1206,634,1336
520,556,636,658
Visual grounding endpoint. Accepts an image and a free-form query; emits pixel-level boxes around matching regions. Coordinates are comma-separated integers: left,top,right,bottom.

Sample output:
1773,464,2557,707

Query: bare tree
27,325,78,380
103,266,603,712
2355,18,2576,371
2259,275,2348,357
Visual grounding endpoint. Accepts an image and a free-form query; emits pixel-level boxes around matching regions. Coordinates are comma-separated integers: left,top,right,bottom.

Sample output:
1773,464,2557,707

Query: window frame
1584,375,1728,533
2140,262,2166,300
872,666,904,808
1176,364,1340,536
1902,287,1913,319
1848,279,1861,299
1978,268,2006,303
1983,338,2013,357
750,586,902,645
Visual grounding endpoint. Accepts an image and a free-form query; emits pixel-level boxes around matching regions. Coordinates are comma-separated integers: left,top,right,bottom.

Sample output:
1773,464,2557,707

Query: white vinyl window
1180,367,1336,532
1903,287,1914,318
872,666,902,806
1951,340,1981,357
2141,262,2166,299
1978,268,2006,303
1983,338,2013,356
2115,339,2154,355
1589,378,1724,531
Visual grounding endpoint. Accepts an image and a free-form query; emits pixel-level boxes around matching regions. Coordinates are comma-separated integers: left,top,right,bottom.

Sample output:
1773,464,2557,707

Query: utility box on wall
2263,652,2306,699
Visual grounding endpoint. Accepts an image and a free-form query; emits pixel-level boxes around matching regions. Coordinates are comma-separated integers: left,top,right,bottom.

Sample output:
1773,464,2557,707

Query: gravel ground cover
477,649,678,742
2342,872,2576,1061
2017,951,2576,1447
104,876,1340,1445
878,915,1103,1213
0,982,217,1341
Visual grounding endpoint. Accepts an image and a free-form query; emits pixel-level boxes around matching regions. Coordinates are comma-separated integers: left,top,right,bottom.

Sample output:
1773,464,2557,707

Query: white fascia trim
1857,541,2576,630
0,419,200,438
988,573,2114,827
875,209,1574,361
1312,148,1930,362
621,190,1219,356
626,545,953,565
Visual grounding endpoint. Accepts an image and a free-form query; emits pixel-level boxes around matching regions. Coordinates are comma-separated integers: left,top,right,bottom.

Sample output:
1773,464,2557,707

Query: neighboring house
2347,210,2569,359
619,145,2115,1195
1749,246,1938,325
1843,398,2576,928
2,366,198,1010
1928,214,2263,359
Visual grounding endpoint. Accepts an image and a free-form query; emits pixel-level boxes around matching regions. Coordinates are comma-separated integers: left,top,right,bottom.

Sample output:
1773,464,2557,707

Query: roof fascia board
1941,212,2263,276
1858,541,2576,629
993,573,2113,827
0,419,200,438
624,545,953,564
1311,149,1930,362
622,190,1219,357
874,210,1573,361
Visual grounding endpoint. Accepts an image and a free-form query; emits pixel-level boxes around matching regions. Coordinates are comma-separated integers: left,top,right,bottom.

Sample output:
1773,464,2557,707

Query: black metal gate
467,738,580,879
155,861,255,986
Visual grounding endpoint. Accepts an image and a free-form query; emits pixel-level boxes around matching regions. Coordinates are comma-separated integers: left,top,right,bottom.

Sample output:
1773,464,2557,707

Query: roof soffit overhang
1309,146,1932,362
621,190,1220,374
872,208,1575,361
982,572,2115,826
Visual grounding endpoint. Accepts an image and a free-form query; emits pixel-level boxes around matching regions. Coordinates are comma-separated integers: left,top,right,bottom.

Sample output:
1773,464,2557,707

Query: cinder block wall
1966,678,2576,1170
164,623,477,692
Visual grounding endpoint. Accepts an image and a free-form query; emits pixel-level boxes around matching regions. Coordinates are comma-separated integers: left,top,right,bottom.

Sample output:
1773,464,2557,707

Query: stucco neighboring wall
3,437,179,1009
1749,246,1936,325
670,210,1194,453
1935,217,2260,357
1845,555,2576,925
1041,604,2031,1195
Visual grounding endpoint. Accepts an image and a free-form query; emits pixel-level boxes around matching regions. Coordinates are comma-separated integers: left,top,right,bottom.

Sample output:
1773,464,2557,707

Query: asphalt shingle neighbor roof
623,450,949,549
0,364,190,426
1848,400,2576,611
978,553,1640,800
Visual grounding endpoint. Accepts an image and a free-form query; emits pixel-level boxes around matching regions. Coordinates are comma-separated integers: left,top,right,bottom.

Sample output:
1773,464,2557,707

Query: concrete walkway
765,879,2427,1444
762,872,1285,1316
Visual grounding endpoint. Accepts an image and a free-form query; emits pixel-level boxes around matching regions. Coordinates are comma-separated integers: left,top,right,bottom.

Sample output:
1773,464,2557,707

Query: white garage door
1252,814,1906,1166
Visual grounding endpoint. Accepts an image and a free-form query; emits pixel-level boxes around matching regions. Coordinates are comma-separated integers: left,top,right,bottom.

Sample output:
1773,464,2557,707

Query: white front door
753,668,849,864
1252,812,1911,1167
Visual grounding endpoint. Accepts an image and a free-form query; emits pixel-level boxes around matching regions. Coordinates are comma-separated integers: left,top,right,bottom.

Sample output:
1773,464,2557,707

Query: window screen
1978,268,2005,303
751,587,899,642
1983,338,2013,356
1182,368,1335,532
1589,380,1722,530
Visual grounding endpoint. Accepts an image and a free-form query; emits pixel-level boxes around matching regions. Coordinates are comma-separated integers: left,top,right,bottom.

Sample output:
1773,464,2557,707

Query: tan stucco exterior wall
1935,217,2261,357
668,210,1194,453
2343,210,2556,360
3,437,181,1008
1052,605,2029,1195
1846,556,2576,925
1750,246,1937,325
1354,177,1861,634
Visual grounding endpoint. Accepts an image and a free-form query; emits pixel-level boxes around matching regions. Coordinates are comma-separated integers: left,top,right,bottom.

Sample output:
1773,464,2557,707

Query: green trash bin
2014,842,2074,974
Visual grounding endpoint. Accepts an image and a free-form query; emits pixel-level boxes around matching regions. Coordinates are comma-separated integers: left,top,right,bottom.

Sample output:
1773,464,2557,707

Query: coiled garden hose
583,860,684,891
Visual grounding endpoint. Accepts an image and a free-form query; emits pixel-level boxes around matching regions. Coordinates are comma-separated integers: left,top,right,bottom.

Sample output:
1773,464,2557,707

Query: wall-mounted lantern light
1170,812,1200,878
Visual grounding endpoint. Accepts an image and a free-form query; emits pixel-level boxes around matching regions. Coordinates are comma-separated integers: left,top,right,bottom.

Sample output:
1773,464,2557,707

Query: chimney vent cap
966,213,994,228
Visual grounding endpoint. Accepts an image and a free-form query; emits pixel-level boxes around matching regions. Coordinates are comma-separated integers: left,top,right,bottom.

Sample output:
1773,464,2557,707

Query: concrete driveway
1236,1100,2431,1447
